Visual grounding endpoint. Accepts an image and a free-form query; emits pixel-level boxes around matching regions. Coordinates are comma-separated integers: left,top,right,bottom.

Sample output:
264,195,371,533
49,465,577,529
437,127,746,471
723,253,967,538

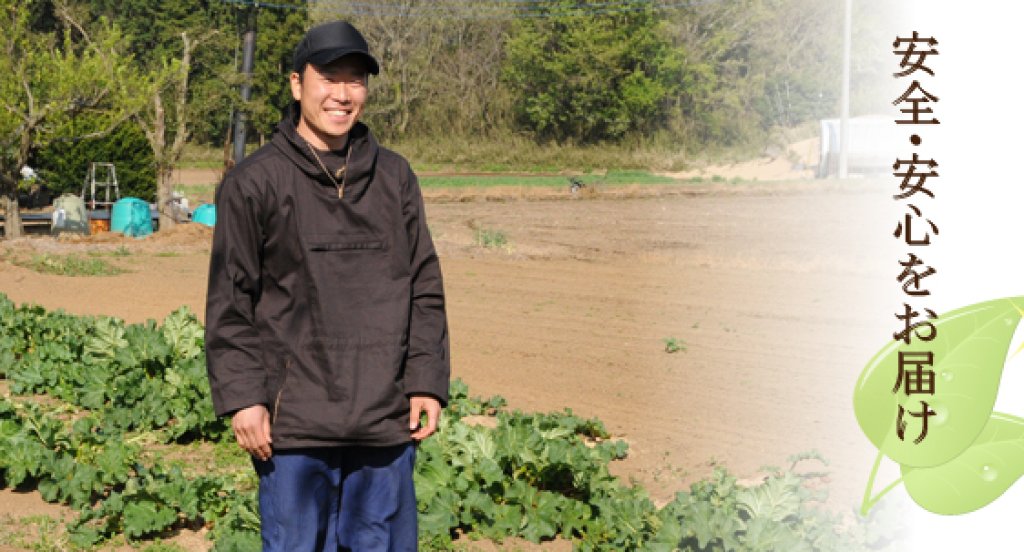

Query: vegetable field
0,184,905,550
0,296,894,550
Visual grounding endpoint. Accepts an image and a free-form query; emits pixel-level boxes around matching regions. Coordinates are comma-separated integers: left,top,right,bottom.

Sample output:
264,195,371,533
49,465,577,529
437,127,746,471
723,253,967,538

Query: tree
133,31,213,230
393,5,512,137
248,7,308,141
313,1,514,142
84,0,238,145
661,0,892,153
502,1,682,143
674,0,839,137
0,0,133,238
314,0,446,140
40,1,212,231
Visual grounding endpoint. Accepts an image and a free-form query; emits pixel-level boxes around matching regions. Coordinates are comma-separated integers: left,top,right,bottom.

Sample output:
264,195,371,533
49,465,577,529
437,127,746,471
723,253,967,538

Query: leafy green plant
12,254,126,276
663,337,687,353
474,228,508,249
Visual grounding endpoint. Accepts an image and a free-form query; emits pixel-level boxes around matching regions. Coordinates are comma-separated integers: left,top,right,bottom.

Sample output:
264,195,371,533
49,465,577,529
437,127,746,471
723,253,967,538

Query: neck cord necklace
305,139,350,199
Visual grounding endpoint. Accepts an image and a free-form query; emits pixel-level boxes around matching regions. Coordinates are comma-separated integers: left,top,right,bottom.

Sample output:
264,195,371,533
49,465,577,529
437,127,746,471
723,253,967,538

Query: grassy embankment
175,141,760,206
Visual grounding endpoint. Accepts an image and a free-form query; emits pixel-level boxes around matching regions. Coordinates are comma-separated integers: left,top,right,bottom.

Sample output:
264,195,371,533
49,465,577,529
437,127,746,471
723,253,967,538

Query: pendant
337,186,344,199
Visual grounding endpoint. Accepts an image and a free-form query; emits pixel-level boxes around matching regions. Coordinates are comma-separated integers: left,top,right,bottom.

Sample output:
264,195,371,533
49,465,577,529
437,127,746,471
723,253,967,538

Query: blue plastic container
191,203,216,227
111,197,153,237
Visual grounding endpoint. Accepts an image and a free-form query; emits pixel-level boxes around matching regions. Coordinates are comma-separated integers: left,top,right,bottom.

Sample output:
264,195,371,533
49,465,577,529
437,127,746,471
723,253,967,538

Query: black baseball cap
292,21,380,75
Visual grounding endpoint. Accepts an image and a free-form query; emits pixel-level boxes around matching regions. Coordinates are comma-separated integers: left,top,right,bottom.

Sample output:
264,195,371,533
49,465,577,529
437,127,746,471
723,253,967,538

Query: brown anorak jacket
205,104,450,448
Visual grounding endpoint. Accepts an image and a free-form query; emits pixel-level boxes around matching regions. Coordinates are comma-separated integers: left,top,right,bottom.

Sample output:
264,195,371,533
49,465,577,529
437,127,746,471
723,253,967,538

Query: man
205,20,450,551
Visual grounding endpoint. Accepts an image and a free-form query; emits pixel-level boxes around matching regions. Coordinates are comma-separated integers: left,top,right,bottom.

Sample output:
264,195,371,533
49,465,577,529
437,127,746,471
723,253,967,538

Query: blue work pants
253,443,418,552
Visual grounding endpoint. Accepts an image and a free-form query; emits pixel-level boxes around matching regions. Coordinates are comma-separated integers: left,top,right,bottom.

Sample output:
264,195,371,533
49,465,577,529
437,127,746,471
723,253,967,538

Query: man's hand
232,404,272,461
410,395,441,441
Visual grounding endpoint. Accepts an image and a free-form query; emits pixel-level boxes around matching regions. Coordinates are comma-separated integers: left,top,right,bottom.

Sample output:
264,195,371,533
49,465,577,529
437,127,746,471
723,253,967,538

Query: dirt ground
0,179,902,549
659,137,820,181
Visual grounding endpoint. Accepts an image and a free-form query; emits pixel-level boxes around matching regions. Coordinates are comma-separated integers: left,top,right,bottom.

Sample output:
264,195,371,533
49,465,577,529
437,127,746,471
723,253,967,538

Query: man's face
290,55,368,150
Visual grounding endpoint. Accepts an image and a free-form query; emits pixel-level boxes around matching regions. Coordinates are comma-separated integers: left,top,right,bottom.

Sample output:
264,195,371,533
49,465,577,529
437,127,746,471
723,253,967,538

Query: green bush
503,2,682,143
474,228,508,249
30,120,156,202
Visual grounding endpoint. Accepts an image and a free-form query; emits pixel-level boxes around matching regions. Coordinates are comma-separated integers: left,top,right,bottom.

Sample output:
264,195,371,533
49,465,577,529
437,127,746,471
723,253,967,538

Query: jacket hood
271,101,379,202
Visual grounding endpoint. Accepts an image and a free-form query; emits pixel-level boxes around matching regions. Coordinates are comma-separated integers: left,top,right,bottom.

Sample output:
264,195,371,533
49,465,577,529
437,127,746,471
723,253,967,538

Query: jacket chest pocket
309,240,385,252
302,233,408,331
305,236,394,285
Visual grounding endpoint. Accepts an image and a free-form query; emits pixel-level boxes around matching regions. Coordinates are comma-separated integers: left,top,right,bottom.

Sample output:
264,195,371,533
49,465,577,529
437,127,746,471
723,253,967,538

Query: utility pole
838,0,852,178
232,5,257,164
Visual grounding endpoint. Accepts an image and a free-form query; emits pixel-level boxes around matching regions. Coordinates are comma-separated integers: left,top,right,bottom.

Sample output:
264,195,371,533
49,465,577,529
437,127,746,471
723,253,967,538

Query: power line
329,0,665,10
329,2,679,18
221,0,306,10
220,0,725,18
343,0,666,3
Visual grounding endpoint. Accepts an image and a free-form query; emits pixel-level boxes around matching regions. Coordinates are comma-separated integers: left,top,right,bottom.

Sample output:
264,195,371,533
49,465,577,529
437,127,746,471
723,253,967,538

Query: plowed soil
0,180,899,549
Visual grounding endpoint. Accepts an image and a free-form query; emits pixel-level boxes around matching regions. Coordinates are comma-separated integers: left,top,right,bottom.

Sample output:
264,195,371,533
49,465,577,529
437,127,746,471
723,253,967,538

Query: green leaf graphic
902,412,1024,514
853,297,1023,468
